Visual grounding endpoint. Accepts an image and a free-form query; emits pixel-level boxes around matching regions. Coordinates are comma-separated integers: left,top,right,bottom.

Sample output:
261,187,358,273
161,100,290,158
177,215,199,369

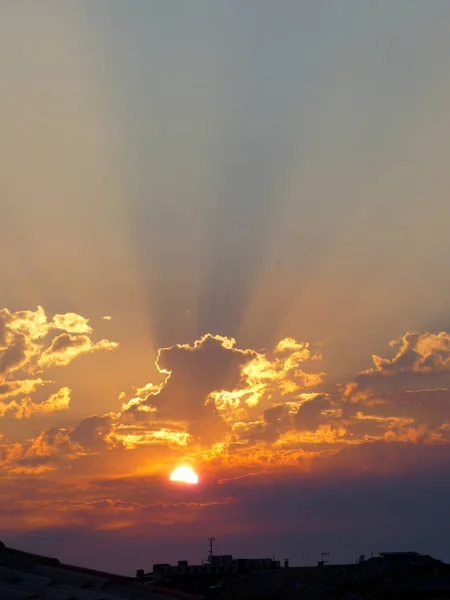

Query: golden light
169,466,199,484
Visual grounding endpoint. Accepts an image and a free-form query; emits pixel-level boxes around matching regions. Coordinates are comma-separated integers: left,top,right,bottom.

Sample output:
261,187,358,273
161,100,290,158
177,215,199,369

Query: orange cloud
38,333,118,368
0,318,37,376
1,306,118,374
366,331,450,377
0,333,330,476
0,386,71,419
51,312,93,334
2,328,450,483
0,306,118,422
0,378,48,400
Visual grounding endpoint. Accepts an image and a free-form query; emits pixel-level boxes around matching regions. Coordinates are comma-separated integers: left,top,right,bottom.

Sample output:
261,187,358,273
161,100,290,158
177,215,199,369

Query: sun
169,466,199,484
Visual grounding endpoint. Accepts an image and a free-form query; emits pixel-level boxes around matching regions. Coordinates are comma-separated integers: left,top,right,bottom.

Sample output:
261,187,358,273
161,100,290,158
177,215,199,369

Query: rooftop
0,541,201,600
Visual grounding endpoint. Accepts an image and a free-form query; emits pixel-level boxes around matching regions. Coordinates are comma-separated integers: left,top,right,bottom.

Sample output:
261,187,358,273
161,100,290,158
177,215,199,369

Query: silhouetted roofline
0,541,203,600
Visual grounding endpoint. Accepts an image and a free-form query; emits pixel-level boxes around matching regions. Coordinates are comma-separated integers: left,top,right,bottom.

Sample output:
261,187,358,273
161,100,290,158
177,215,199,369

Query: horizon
2,534,438,577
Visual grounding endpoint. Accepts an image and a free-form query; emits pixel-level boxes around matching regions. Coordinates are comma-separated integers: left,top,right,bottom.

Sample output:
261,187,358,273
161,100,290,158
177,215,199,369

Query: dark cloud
0,314,7,345
374,332,450,374
0,330,35,377
352,331,450,394
147,335,255,418
343,387,450,443
294,394,332,431
70,415,114,450
334,332,450,444
122,334,257,444
46,333,79,353
236,396,335,444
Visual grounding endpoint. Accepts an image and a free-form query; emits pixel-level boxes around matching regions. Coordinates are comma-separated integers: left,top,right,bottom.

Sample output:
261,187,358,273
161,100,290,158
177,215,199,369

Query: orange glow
169,466,199,484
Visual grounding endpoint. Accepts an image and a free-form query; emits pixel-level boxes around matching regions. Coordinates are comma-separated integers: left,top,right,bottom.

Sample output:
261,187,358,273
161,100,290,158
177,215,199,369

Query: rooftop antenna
208,537,216,562
318,552,330,567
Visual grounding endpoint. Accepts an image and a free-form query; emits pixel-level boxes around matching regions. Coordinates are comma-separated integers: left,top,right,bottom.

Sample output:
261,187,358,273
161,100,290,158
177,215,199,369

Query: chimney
136,569,144,580
284,559,289,568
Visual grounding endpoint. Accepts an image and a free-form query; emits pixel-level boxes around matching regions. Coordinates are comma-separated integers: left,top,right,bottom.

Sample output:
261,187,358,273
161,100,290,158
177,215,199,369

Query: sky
1,0,450,575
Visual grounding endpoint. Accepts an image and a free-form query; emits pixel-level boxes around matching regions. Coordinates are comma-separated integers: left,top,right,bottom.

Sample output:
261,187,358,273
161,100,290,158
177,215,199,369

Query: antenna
318,552,330,567
208,537,216,560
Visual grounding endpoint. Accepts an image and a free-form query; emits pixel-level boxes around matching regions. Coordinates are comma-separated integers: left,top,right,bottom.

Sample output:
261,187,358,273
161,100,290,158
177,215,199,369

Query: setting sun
169,466,199,484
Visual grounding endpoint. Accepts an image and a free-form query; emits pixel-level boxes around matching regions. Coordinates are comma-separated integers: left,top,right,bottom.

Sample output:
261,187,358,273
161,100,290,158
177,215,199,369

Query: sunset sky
2,0,450,575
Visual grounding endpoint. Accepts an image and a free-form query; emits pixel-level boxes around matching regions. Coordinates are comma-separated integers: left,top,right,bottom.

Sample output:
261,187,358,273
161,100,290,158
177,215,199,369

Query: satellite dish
358,554,365,563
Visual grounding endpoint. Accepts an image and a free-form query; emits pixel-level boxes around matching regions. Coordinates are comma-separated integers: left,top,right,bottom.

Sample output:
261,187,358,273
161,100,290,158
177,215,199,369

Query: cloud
0,378,48,400
205,339,325,429
342,386,450,444
294,394,334,431
51,313,93,334
0,424,82,474
0,312,37,377
38,333,118,368
0,306,118,375
0,306,118,421
357,332,450,387
2,327,450,482
29,387,71,416
5,306,49,340
0,333,329,475
121,334,257,443
70,414,116,450
0,387,71,420
119,334,326,448
0,468,237,538
337,333,450,446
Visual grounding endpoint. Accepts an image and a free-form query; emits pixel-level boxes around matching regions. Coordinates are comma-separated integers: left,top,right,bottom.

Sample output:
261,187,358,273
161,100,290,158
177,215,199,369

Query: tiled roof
0,541,202,600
